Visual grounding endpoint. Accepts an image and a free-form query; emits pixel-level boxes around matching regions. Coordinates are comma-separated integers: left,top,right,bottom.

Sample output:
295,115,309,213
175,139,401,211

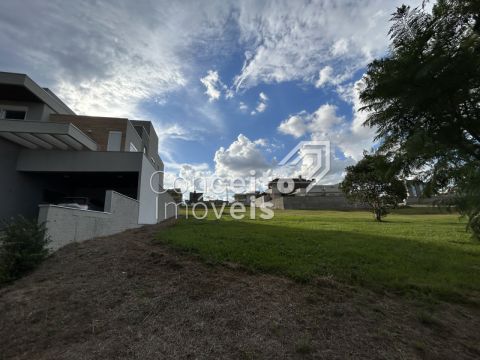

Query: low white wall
138,155,159,224
38,190,141,251
157,191,178,220
137,155,178,224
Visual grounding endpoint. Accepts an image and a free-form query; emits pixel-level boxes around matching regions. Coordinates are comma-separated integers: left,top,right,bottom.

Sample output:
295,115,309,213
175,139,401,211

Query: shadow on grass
157,218,480,304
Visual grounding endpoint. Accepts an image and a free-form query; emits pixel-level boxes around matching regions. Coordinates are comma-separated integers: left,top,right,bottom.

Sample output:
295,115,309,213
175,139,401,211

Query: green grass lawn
157,209,480,303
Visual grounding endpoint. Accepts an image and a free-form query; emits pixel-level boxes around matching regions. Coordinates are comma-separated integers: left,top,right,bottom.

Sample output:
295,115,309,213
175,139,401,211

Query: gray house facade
0,72,174,249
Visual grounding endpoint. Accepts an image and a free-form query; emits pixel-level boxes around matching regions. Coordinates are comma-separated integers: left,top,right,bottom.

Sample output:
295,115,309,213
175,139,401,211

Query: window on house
0,106,28,120
107,131,122,151
5,110,27,120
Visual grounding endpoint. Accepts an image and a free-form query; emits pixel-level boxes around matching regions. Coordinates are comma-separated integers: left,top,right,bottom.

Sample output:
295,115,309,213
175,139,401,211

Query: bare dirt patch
1,221,479,359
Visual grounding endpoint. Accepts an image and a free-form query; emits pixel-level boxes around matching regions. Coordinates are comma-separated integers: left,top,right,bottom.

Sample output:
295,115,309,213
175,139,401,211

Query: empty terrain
1,212,480,359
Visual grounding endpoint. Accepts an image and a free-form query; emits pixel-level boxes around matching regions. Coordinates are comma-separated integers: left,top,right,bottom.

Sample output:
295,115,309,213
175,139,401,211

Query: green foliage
158,210,480,303
360,0,480,236
455,167,480,240
0,216,50,283
340,153,407,221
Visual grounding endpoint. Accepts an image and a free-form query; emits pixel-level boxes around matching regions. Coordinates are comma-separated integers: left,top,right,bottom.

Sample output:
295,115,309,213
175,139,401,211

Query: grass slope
158,209,480,303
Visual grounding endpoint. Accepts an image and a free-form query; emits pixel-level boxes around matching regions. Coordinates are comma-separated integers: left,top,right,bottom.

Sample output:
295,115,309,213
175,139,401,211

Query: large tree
360,0,480,237
341,153,407,221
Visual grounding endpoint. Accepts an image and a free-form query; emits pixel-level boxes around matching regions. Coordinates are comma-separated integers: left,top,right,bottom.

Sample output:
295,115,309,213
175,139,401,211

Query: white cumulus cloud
200,70,223,102
278,104,343,138
214,134,271,177
278,92,375,162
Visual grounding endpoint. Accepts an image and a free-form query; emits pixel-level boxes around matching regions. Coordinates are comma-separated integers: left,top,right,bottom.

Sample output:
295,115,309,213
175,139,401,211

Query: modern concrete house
0,71,174,249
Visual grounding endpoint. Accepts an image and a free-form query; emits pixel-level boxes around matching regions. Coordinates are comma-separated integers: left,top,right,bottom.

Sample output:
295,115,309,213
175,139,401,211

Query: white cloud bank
212,132,354,187
233,0,418,90
278,104,343,138
163,134,276,200
0,0,420,117
0,0,234,118
279,80,376,162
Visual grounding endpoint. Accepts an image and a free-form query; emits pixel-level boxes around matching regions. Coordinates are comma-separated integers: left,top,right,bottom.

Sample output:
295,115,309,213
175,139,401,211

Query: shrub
0,216,50,283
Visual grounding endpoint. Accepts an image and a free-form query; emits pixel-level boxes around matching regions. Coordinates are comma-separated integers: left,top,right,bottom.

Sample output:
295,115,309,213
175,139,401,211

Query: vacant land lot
1,211,479,359
159,209,480,303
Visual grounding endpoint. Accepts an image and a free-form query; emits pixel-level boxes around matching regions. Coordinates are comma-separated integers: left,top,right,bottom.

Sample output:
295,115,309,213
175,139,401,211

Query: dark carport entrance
33,171,139,211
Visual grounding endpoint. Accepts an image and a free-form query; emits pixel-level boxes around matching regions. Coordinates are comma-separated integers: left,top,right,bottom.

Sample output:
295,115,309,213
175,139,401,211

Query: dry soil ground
1,221,479,359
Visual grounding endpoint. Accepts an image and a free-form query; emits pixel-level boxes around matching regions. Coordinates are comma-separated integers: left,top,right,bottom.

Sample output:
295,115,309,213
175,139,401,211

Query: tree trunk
374,208,382,222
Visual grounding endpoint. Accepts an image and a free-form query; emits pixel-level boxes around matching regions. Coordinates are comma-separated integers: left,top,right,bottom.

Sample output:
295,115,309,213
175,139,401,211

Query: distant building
255,176,313,204
189,191,203,204
267,176,313,197
167,188,183,204
234,191,261,205
203,199,228,206
255,179,366,210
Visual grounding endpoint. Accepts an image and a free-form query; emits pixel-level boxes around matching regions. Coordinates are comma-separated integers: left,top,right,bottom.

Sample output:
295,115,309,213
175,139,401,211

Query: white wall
38,191,141,251
138,155,159,224
157,192,179,221
138,154,176,224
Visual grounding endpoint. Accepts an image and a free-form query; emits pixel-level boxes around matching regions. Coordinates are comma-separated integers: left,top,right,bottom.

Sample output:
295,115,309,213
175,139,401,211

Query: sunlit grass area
157,209,480,303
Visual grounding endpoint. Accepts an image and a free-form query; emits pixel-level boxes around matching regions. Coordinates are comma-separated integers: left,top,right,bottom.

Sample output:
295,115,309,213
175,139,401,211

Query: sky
0,0,426,198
